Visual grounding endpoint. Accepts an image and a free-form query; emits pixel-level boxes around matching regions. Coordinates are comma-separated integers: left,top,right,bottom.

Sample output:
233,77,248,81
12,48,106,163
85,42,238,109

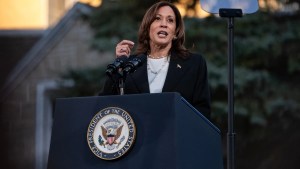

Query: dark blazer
101,52,211,118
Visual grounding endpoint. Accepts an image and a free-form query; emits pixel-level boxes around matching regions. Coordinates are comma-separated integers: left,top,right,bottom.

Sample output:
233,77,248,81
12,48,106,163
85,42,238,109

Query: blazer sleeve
99,69,124,96
192,54,211,119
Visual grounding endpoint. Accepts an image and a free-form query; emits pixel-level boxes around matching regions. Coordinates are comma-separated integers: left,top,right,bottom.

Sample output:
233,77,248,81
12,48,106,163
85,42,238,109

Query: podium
47,92,223,169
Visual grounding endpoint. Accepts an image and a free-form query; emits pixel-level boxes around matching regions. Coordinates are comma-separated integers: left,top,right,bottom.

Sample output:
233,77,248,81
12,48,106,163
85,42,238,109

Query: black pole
119,78,124,95
227,16,235,169
219,8,242,169
119,70,125,95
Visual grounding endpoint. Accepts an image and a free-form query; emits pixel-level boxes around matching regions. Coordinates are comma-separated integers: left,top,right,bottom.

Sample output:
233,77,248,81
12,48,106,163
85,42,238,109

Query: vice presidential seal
87,107,136,160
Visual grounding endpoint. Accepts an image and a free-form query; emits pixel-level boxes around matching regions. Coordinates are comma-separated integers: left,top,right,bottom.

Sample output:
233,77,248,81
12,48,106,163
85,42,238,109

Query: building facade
0,3,112,169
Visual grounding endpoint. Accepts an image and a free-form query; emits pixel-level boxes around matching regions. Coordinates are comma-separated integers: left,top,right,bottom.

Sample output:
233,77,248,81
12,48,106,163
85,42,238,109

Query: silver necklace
147,56,169,74
148,54,168,59
147,56,170,84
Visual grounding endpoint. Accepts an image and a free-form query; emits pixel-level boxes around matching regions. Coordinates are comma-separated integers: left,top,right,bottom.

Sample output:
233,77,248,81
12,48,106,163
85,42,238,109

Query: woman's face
149,6,177,48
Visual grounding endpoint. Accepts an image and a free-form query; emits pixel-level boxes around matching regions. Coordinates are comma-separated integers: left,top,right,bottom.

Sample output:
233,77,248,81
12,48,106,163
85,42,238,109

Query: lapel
162,53,187,92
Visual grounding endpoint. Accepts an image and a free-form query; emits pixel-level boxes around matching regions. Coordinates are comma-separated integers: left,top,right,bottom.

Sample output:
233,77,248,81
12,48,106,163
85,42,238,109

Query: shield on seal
101,125,124,145
107,136,115,145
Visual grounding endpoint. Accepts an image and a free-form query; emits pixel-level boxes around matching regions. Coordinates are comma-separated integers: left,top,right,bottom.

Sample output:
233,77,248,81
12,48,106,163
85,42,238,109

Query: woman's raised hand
115,40,135,57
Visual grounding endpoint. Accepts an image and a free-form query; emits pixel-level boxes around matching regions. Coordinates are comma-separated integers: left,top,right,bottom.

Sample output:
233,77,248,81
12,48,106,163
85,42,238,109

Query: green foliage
60,67,107,97
89,0,155,51
182,11,300,129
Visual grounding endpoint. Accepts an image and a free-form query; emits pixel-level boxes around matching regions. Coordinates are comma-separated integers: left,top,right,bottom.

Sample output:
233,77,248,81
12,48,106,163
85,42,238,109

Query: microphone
123,54,146,75
105,55,128,76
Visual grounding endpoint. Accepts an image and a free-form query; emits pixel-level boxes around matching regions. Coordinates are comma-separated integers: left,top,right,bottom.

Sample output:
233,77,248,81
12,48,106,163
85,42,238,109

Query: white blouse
147,57,170,93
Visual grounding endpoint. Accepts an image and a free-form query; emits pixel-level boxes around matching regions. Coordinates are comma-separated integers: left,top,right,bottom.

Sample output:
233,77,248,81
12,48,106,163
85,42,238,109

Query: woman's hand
115,40,135,57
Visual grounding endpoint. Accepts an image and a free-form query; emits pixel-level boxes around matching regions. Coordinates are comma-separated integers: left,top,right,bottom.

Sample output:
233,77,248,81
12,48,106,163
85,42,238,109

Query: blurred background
0,0,299,168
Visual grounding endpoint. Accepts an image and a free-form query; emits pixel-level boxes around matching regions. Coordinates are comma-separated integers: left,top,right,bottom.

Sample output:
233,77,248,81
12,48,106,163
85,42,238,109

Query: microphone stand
219,8,242,169
118,70,125,95
118,56,145,95
115,55,145,95
118,79,124,95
